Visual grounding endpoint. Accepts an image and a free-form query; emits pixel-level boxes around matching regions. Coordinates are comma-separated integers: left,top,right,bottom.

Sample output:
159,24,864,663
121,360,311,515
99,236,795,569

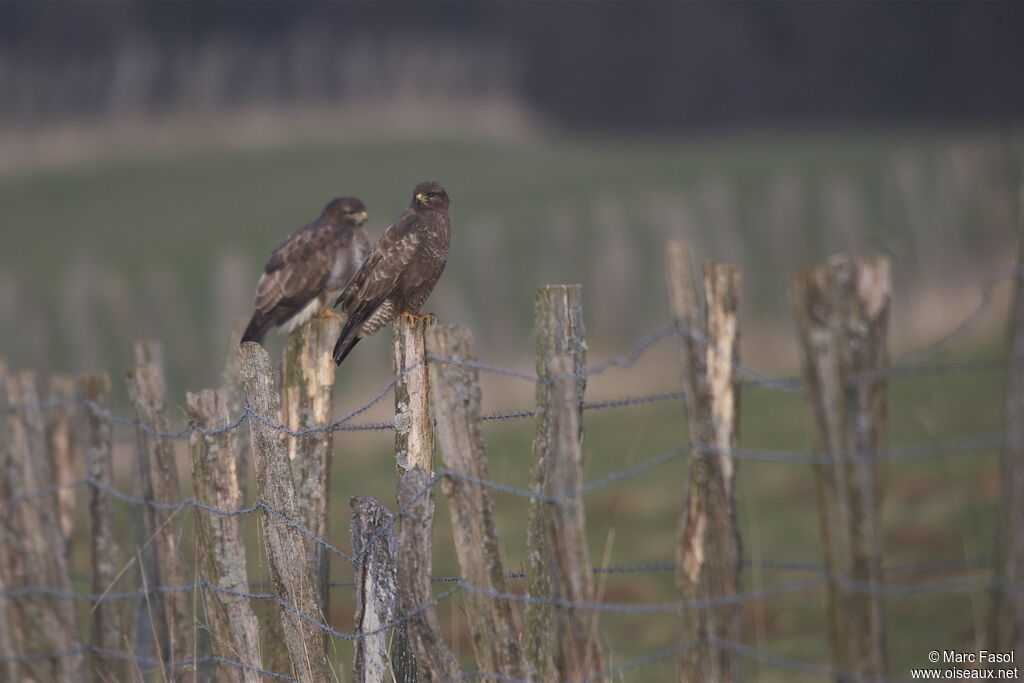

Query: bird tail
240,314,271,345
332,321,362,365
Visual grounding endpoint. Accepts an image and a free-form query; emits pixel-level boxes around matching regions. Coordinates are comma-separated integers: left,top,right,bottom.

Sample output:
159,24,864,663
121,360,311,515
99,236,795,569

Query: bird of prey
240,197,370,344
332,181,451,365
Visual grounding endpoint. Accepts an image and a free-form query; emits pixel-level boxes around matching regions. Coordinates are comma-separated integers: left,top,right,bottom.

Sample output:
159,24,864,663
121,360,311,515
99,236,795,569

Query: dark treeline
1,2,1023,130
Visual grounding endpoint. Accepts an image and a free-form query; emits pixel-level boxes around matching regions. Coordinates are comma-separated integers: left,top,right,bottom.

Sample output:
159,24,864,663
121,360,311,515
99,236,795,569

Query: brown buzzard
241,197,370,344
332,181,450,365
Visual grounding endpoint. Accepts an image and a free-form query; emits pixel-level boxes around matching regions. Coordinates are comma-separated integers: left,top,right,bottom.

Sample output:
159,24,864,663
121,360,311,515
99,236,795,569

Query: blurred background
1,2,1023,680
2,2,1022,389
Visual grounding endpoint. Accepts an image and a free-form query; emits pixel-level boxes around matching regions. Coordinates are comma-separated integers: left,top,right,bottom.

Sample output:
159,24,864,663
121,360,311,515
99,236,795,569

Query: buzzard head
323,197,368,226
412,181,449,212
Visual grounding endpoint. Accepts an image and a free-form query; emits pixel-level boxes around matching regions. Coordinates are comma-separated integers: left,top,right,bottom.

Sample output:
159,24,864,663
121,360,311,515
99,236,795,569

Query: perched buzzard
240,197,370,344
332,181,450,365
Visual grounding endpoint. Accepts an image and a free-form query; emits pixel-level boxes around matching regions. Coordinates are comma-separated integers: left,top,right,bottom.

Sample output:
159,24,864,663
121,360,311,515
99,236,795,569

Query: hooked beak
415,193,426,204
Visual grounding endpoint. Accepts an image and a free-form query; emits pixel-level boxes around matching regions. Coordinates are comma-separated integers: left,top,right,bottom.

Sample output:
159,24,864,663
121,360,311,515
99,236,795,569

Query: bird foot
317,310,344,322
400,311,436,325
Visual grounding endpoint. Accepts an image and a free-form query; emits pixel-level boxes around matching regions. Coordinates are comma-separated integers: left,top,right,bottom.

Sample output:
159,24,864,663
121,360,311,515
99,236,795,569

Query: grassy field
0,126,1019,393
3,125,1018,679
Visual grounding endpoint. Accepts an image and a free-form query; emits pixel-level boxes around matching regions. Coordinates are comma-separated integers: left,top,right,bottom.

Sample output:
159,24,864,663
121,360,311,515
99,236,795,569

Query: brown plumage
241,197,370,344
332,181,451,365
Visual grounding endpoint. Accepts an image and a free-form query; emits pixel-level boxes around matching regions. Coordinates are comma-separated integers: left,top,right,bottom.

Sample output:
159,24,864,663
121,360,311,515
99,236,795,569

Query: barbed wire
2,424,1017,535
1,261,1008,437
0,440,1010,678
886,266,1012,372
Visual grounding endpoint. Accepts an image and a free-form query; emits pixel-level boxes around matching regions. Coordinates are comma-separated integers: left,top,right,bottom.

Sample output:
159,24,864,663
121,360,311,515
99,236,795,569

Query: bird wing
253,221,337,316
337,210,421,315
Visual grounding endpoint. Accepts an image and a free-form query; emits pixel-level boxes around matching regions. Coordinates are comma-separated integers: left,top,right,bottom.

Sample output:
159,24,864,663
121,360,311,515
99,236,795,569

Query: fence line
1,258,1010,432
0,259,1015,682
2,423,1016,525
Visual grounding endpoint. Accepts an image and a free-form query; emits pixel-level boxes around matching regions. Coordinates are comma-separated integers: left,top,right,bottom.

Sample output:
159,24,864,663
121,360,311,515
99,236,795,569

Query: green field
2,126,1018,680
0,126,1019,392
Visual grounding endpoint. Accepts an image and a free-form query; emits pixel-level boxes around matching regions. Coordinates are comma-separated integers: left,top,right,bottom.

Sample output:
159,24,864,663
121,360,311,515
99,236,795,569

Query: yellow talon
399,311,436,325
317,310,343,321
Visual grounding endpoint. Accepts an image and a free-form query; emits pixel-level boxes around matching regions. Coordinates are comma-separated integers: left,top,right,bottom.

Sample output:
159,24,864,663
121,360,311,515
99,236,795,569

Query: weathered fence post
239,342,328,682
0,358,13,683
128,341,158,662
665,243,743,682
79,372,125,682
127,340,194,677
187,388,262,683
394,314,435,474
46,374,77,549
397,466,463,682
393,315,461,681
792,253,890,681
281,316,341,620
0,561,16,683
993,189,1024,653
390,314,438,682
526,284,603,681
3,370,84,682
351,496,399,683
223,317,250,501
426,324,528,680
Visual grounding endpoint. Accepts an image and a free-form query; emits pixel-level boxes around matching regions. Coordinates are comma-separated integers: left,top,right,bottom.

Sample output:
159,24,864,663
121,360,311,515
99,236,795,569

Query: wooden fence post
223,317,250,501
792,254,890,681
3,371,84,682
526,284,603,681
391,314,438,682
0,559,16,683
46,374,77,549
128,341,158,662
127,340,194,678
394,315,435,474
426,324,528,680
665,243,743,682
79,372,125,682
0,356,19,683
993,189,1024,653
396,466,463,682
187,388,263,683
281,316,341,620
239,341,328,682
351,496,399,683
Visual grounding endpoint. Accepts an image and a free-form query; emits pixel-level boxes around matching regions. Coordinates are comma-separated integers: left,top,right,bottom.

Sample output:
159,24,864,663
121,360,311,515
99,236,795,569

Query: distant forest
2,2,1023,131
